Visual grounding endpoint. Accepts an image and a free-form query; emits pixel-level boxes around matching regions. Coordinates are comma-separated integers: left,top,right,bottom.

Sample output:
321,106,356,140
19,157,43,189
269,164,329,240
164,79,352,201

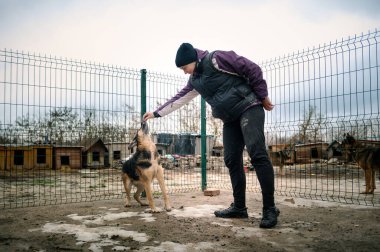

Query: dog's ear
128,132,138,149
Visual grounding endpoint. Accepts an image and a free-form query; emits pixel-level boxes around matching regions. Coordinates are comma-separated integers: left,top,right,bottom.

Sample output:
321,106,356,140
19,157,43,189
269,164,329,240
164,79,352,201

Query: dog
342,133,380,194
122,122,171,212
278,149,292,176
353,147,380,194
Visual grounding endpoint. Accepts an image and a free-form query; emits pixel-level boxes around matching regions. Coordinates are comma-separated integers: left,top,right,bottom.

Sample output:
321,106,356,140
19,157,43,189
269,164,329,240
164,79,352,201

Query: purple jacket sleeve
154,80,199,117
212,50,268,100
152,49,207,118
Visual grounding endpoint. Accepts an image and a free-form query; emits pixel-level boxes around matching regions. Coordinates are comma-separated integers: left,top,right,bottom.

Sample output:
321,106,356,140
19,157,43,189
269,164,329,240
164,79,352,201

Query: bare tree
0,121,18,144
337,119,380,141
206,106,223,147
310,108,324,142
45,107,79,144
15,114,36,143
298,105,314,143
179,102,200,133
292,105,325,144
121,104,141,142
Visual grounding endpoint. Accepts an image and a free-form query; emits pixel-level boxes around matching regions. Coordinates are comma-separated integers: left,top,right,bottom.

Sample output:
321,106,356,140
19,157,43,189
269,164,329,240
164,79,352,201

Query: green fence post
140,69,147,198
201,97,207,191
140,69,147,118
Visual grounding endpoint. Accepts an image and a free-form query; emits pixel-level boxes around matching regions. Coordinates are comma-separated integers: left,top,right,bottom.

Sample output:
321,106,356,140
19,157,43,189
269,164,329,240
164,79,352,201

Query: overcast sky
1,0,379,74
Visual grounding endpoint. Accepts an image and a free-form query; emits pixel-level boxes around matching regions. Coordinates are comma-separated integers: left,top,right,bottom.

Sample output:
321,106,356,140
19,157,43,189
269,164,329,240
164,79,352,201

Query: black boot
260,206,280,228
214,203,248,218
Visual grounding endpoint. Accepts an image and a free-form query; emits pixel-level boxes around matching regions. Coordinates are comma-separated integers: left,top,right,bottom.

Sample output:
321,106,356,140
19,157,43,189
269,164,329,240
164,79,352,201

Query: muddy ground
0,190,379,252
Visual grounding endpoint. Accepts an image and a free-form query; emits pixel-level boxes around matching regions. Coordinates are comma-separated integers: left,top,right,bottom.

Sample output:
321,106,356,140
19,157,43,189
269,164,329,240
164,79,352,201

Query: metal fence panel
205,30,380,206
1,29,379,209
265,30,379,206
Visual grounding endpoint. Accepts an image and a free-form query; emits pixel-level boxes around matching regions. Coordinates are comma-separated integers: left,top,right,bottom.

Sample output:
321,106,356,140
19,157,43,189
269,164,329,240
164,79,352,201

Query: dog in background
122,122,171,212
354,147,380,194
342,133,380,194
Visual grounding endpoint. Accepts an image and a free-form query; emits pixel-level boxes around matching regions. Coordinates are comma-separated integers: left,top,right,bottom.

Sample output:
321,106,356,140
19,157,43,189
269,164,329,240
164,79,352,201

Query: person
143,43,279,228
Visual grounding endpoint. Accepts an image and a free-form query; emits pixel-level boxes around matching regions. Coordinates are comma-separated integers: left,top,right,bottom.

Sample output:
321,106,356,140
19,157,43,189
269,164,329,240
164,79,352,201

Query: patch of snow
168,204,224,218
108,208,120,211
112,245,131,251
277,195,380,209
32,209,156,252
139,213,157,222
41,222,148,252
67,211,154,225
138,241,220,252
211,221,233,227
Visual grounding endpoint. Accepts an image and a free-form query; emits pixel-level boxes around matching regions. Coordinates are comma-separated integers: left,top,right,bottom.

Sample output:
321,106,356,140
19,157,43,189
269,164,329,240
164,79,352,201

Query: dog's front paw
144,208,162,213
360,191,373,194
125,204,132,208
165,206,172,212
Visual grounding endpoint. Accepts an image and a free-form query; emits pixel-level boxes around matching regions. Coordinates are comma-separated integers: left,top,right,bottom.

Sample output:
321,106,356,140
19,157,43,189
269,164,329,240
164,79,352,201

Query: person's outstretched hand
262,96,274,111
143,112,154,121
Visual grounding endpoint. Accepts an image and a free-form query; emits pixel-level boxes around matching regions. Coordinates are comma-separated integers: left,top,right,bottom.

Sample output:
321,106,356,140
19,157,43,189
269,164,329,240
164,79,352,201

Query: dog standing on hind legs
122,122,171,212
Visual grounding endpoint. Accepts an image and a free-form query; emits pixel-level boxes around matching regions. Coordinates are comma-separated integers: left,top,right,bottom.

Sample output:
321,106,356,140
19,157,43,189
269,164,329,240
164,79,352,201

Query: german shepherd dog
122,122,171,212
342,133,380,194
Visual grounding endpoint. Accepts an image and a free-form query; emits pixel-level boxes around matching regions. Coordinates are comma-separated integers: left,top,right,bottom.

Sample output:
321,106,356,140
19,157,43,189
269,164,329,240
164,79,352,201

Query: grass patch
89,184,107,190
31,179,56,186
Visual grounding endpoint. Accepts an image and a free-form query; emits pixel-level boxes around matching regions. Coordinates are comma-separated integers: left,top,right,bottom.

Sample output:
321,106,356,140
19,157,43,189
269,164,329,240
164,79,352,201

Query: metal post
140,69,147,198
201,97,207,191
140,69,147,118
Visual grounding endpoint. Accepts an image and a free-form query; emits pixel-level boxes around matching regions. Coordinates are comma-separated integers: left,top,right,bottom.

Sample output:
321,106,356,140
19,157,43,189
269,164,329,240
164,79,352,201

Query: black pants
223,105,275,209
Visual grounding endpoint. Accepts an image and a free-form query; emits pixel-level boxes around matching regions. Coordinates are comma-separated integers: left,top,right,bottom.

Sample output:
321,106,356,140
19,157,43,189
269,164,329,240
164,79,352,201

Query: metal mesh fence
0,51,142,208
1,29,379,209
262,30,380,205
204,30,380,206
0,50,203,209
145,71,203,193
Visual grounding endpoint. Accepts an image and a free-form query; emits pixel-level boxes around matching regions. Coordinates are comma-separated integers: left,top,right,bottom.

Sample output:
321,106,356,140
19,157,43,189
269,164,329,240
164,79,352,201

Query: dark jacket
154,48,268,122
190,51,259,122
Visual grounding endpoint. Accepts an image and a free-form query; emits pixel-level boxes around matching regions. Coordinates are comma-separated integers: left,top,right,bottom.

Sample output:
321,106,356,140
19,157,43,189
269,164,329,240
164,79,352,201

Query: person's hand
262,96,274,111
143,112,155,121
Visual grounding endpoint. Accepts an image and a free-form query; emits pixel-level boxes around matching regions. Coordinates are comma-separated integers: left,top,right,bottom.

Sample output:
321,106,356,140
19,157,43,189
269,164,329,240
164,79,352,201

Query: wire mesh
0,50,141,208
145,71,203,193
258,29,380,206
1,29,379,209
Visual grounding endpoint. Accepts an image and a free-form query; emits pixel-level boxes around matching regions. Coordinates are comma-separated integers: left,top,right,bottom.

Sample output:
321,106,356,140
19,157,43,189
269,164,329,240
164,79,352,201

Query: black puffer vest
190,52,259,123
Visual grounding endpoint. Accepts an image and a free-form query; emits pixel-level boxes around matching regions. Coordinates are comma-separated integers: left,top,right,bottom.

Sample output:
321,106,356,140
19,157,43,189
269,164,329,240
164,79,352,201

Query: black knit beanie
175,43,197,67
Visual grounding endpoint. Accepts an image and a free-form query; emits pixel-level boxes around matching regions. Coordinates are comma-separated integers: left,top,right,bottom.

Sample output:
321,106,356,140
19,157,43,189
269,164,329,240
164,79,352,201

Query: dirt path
0,190,379,251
